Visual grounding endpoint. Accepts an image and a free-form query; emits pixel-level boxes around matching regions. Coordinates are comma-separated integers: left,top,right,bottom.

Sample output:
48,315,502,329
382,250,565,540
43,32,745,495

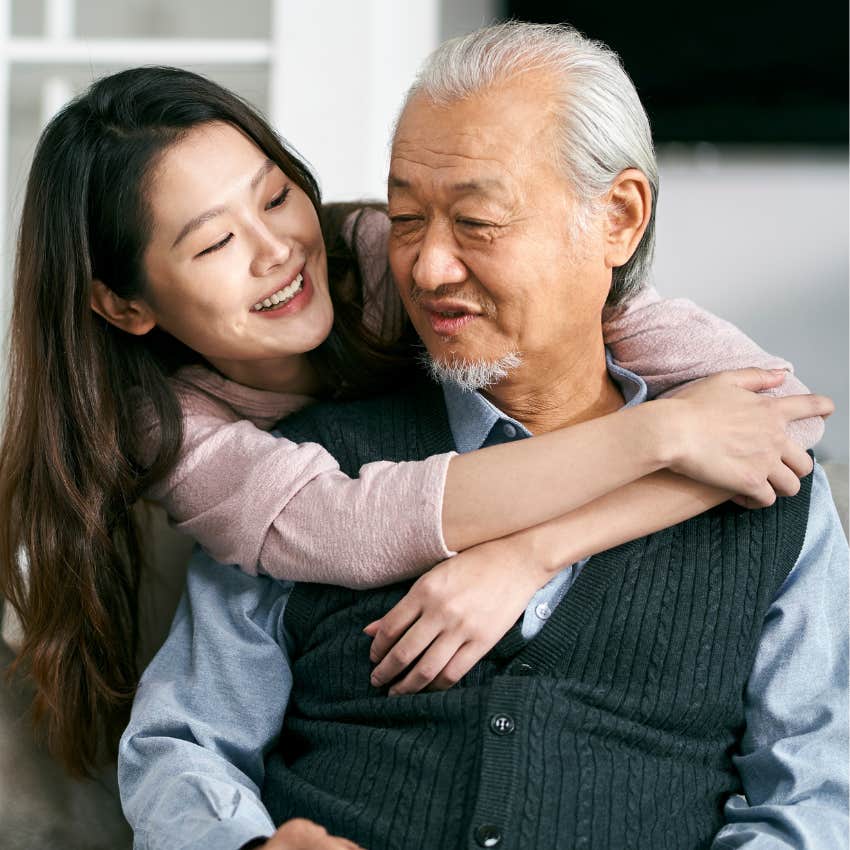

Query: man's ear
603,168,652,269
90,279,157,335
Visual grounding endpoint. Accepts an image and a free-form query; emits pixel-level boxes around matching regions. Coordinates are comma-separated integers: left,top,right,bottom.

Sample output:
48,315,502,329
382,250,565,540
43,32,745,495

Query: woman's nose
250,225,292,277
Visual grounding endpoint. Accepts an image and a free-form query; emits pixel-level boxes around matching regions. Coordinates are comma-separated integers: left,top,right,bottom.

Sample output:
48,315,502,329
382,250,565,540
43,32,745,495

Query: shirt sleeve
145,406,454,586
711,464,849,848
602,287,825,449
118,552,293,850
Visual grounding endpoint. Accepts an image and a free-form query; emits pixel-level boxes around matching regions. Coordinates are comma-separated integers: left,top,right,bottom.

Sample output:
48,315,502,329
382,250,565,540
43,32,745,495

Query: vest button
474,824,503,847
513,662,534,676
489,713,516,735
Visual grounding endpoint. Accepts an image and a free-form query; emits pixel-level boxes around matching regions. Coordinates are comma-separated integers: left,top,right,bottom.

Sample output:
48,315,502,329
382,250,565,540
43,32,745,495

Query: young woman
0,67,827,776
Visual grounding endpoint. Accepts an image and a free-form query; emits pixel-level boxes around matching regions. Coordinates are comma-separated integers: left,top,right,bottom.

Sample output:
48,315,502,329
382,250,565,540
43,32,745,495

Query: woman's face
141,121,333,386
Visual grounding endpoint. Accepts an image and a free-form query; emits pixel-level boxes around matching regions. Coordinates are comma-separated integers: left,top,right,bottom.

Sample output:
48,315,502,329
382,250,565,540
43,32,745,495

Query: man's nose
249,224,292,277
411,223,467,291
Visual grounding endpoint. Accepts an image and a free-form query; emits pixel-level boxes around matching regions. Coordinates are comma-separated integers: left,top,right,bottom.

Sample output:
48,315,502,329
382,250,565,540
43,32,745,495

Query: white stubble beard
420,350,523,392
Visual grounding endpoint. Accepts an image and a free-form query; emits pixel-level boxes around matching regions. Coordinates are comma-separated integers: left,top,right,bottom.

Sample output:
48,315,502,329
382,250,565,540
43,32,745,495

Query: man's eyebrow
387,174,507,195
449,178,507,194
387,174,410,191
171,159,276,249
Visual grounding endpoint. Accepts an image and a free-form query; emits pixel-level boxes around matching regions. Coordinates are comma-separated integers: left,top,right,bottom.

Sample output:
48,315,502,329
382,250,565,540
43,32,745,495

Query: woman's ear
90,280,156,335
603,168,652,269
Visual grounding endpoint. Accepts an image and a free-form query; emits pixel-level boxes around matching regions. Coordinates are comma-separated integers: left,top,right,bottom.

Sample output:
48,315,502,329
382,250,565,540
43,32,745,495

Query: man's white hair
401,21,658,306
421,351,523,392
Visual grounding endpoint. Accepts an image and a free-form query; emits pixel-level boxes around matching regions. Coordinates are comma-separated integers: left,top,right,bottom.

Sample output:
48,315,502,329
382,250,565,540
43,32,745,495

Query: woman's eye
197,234,233,257
266,186,291,210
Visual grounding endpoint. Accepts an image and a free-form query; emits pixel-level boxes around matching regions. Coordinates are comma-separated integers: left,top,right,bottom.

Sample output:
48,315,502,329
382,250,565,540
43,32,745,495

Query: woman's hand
365,537,544,695
663,368,833,506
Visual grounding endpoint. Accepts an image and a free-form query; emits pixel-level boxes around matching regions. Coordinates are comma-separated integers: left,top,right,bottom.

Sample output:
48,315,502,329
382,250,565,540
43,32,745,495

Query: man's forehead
390,83,557,189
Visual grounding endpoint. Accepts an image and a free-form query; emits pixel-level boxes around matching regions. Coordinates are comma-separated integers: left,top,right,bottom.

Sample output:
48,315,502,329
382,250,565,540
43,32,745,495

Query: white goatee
421,351,522,392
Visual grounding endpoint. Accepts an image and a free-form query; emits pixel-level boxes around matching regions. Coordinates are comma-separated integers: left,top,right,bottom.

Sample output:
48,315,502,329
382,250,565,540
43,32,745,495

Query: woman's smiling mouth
252,272,304,312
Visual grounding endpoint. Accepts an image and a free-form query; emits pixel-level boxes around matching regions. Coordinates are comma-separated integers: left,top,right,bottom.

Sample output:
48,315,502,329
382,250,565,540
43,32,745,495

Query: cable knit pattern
262,383,812,850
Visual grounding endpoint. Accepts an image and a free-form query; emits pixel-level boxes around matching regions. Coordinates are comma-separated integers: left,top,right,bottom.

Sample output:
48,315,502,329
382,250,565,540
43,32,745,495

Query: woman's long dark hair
0,66,413,775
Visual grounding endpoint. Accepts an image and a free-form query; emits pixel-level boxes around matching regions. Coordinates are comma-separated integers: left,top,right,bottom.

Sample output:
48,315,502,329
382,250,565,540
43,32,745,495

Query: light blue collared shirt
119,362,849,850
442,354,647,640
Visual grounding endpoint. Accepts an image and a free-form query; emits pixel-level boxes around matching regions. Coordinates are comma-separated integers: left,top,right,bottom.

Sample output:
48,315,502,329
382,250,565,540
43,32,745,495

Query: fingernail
371,674,381,686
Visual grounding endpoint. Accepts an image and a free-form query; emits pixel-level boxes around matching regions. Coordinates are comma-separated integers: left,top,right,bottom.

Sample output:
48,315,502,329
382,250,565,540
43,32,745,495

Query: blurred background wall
1,0,847,459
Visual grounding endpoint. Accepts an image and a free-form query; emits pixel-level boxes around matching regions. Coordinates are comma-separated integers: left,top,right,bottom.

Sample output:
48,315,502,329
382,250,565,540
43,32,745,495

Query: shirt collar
442,350,648,453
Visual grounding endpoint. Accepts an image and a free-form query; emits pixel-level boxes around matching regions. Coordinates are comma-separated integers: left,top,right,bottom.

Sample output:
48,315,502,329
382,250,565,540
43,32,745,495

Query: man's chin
420,350,523,392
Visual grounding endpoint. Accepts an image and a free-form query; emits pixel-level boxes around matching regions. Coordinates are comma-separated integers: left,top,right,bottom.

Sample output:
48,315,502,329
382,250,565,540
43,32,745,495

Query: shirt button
535,602,551,620
489,714,516,735
501,422,517,438
513,662,535,676
474,824,503,847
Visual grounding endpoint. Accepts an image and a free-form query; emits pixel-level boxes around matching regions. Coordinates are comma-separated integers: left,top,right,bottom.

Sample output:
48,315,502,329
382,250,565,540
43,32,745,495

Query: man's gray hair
403,21,658,306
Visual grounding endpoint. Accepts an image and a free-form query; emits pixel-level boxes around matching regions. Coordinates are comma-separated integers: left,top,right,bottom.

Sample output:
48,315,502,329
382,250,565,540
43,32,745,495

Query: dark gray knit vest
263,380,812,850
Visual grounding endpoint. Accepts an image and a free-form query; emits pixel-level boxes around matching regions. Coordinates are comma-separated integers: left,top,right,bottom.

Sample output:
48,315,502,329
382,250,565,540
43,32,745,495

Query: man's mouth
423,303,480,337
251,272,304,312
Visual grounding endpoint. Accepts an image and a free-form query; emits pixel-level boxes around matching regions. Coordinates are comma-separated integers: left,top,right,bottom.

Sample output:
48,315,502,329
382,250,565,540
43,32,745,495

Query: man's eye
388,215,424,236
458,218,490,228
196,234,233,257
266,186,291,210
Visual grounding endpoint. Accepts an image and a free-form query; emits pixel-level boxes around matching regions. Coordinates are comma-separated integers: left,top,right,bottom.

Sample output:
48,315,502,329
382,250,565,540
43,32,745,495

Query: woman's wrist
634,398,681,471
502,519,581,583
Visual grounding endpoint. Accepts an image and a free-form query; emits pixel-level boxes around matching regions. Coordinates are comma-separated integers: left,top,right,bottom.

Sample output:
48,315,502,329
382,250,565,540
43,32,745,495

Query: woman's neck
205,352,323,396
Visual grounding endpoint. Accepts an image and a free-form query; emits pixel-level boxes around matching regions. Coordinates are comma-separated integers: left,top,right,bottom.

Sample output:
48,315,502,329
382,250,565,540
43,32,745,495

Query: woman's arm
366,459,817,694
147,369,828,588
602,285,824,446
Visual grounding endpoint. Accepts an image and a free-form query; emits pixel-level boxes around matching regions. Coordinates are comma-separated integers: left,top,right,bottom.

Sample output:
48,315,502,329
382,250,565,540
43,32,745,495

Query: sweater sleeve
343,207,407,342
602,286,825,449
142,389,454,587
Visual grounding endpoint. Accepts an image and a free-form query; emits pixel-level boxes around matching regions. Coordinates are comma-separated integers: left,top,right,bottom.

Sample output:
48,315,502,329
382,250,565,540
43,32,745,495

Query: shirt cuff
158,816,274,850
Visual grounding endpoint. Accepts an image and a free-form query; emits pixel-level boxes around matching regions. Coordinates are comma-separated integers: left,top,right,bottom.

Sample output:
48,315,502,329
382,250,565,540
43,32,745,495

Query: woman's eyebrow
171,159,276,249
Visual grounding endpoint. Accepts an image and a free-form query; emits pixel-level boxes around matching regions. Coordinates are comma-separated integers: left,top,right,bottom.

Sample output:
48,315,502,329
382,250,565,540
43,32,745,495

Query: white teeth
252,273,305,312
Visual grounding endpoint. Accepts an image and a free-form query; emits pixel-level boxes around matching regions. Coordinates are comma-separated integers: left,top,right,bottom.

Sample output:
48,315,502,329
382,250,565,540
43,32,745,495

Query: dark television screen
504,1,848,145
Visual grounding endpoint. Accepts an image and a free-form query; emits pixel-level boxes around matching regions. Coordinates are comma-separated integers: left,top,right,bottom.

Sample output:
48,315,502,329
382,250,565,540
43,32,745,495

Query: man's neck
481,340,624,434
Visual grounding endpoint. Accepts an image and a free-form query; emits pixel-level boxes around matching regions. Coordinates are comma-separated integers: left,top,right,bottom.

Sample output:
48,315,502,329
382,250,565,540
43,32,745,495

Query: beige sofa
1,465,847,849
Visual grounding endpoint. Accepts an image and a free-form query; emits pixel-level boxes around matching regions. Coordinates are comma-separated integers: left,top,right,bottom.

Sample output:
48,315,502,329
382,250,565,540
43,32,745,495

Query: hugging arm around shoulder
602,285,824,447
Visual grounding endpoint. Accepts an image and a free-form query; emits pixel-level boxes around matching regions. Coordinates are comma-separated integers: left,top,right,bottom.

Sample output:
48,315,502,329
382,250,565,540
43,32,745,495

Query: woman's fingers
774,393,835,423
781,441,814,478
427,643,486,692
767,463,803,498
366,598,422,664
370,617,439,688
387,634,463,695
725,367,787,392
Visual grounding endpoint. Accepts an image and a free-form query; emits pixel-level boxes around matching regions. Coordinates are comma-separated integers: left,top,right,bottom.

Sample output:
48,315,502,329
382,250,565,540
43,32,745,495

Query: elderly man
119,22,848,850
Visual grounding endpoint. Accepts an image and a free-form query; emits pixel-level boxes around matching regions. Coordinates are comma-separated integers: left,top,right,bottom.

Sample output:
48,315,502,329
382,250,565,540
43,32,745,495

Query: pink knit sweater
141,209,821,588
